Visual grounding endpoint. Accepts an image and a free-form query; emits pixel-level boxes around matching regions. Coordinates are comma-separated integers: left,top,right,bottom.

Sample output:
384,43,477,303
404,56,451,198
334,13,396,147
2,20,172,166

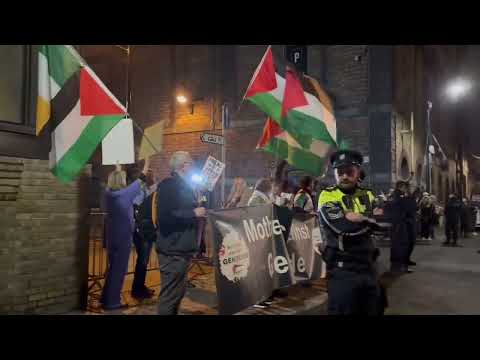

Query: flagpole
125,45,131,114
221,103,228,206
234,45,272,116
122,45,159,158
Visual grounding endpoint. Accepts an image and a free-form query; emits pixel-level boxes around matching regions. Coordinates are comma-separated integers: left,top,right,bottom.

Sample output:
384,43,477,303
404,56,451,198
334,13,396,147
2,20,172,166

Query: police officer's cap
330,150,363,169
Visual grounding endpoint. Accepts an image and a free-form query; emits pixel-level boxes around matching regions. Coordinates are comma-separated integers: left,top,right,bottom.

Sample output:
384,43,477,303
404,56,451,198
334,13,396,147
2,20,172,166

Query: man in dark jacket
155,151,207,315
131,169,158,300
444,194,462,247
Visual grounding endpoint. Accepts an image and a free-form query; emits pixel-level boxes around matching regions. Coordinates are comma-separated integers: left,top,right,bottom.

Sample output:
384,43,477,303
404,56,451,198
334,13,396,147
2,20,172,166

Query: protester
470,202,478,236
194,185,209,260
246,178,278,308
430,195,440,239
101,158,151,310
272,179,293,207
224,177,248,208
443,194,462,247
155,151,207,315
293,176,315,213
131,168,158,300
318,150,385,315
247,178,273,206
460,198,471,238
420,195,435,241
312,180,328,210
389,181,412,274
237,183,254,207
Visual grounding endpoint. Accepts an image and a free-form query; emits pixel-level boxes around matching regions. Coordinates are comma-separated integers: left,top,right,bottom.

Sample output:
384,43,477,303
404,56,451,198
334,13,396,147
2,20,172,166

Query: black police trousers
390,223,409,271
406,219,417,262
327,268,380,315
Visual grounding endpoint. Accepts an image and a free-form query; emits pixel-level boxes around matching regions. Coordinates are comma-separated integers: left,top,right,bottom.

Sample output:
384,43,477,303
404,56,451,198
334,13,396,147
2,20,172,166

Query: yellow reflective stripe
319,188,348,211
319,187,374,215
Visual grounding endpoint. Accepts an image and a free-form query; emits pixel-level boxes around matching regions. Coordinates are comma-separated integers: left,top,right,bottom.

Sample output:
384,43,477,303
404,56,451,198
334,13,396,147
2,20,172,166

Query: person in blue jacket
101,157,151,310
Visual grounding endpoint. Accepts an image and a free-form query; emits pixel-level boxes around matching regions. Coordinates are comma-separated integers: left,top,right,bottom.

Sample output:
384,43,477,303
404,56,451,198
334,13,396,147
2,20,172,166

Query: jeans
132,230,154,293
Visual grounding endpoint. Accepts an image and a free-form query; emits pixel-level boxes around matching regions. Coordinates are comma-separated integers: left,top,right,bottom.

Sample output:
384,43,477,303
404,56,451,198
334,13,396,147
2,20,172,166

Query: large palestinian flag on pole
36,45,127,183
247,46,337,176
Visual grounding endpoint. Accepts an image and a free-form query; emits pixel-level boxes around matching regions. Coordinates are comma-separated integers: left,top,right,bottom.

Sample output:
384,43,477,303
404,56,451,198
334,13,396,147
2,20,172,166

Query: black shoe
408,260,417,266
406,268,415,273
132,288,154,300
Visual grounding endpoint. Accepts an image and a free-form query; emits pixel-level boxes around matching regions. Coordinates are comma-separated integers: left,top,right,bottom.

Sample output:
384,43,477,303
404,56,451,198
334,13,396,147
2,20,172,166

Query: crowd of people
98,148,478,315
98,150,331,314
379,186,477,247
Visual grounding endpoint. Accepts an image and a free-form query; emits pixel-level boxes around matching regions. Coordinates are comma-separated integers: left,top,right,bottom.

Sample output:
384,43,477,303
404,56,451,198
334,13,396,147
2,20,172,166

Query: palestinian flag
37,45,126,183
257,118,328,176
245,46,337,150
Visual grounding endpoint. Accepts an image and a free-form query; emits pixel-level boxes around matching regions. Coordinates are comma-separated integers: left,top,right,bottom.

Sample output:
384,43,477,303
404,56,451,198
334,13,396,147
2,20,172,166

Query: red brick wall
81,45,277,204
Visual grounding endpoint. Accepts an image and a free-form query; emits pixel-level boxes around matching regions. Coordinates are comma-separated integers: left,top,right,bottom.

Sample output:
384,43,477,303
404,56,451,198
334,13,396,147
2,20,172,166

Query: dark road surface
380,233,480,315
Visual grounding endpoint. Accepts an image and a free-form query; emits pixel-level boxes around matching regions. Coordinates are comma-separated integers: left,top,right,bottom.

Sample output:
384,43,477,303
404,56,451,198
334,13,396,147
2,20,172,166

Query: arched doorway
400,157,409,180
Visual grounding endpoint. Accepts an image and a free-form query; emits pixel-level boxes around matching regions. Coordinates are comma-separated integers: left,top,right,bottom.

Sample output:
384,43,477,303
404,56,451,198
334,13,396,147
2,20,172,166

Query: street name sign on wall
201,133,224,146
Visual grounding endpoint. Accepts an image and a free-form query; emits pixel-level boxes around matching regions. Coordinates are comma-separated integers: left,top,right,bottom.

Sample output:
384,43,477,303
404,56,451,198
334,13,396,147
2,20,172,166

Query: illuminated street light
445,77,472,200
446,78,472,102
176,94,188,104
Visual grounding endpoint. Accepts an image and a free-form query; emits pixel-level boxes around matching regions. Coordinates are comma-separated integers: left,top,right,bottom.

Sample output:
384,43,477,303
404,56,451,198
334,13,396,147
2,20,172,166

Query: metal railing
87,209,159,311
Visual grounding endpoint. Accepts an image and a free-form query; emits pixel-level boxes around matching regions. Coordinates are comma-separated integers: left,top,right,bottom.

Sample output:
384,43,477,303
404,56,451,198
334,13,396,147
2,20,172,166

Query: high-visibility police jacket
318,186,376,271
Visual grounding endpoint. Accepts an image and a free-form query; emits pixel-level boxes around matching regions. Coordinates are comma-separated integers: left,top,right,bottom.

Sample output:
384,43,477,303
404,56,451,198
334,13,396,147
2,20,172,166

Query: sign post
221,103,230,206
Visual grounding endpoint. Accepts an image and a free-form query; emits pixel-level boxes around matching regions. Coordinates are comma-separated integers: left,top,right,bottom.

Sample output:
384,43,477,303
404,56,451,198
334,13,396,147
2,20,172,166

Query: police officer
389,181,412,274
404,182,418,266
318,150,385,315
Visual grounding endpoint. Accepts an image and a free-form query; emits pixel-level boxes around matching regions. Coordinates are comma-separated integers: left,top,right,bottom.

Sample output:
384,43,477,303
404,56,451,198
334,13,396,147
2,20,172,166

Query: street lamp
176,94,188,104
426,101,433,193
446,78,472,102
445,77,472,199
